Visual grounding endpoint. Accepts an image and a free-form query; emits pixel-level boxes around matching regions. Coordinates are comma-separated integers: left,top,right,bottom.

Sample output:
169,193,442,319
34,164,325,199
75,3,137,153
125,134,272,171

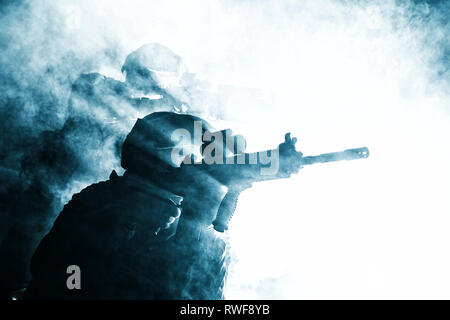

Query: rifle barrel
301,147,369,166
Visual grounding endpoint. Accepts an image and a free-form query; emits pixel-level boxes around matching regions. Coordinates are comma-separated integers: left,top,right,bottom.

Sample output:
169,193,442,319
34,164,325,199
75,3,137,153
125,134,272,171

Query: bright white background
10,0,450,299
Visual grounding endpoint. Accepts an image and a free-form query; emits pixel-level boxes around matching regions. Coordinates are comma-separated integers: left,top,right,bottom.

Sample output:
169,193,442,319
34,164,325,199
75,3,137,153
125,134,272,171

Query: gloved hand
277,132,303,177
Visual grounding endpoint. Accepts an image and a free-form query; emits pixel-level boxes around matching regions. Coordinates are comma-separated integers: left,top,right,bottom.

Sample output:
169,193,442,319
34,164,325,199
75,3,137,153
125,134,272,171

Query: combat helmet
121,43,184,92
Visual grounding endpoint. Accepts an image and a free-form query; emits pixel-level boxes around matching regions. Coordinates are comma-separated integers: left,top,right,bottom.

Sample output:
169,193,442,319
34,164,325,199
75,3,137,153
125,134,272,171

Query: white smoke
1,0,449,299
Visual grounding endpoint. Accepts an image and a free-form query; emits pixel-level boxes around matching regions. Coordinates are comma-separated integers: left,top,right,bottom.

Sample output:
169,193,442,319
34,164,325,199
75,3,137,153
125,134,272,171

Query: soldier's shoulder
71,73,104,93
71,177,118,203
56,177,119,219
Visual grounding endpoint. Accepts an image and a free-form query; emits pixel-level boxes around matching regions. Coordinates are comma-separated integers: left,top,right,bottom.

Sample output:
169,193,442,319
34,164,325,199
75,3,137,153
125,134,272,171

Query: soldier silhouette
24,111,303,299
0,44,191,299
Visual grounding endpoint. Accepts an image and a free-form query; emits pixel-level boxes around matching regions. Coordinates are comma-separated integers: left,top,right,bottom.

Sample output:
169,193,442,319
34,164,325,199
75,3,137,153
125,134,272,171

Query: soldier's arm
179,133,302,187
